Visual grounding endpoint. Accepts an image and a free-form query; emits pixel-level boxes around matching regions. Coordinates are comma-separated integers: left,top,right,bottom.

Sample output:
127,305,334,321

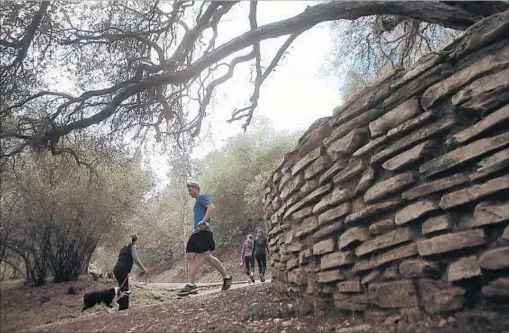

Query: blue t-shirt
194,194,212,230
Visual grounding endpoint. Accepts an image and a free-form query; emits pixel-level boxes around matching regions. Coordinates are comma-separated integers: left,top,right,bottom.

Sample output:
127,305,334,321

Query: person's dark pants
255,254,266,275
113,268,129,310
244,256,254,275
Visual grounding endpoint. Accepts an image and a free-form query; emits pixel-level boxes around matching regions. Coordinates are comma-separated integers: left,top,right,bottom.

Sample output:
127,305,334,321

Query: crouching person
113,233,147,310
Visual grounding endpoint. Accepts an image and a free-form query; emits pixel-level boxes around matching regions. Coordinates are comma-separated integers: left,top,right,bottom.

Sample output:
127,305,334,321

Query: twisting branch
1,1,50,71
228,30,303,128
192,51,256,137
1,0,502,163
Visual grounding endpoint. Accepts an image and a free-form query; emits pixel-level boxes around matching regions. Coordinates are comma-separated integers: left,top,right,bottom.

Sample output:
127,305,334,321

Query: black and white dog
81,287,131,314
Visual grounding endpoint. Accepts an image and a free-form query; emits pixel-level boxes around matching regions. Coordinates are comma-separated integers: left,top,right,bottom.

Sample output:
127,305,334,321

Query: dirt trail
12,280,501,333
20,282,354,333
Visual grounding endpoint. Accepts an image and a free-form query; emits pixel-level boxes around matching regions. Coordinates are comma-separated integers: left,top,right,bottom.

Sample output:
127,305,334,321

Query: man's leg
178,235,201,296
202,251,228,278
200,231,232,290
187,252,199,285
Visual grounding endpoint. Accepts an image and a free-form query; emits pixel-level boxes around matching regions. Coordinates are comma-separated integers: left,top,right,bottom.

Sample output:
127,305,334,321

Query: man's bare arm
202,202,215,222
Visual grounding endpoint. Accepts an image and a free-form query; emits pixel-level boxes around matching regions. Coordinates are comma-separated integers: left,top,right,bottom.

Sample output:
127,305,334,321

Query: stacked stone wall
263,11,509,319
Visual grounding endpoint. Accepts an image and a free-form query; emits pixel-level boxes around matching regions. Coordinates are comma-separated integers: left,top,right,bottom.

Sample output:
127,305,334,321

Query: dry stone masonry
263,11,509,319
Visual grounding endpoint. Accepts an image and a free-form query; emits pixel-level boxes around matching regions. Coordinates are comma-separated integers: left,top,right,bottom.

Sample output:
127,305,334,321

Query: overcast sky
149,1,343,184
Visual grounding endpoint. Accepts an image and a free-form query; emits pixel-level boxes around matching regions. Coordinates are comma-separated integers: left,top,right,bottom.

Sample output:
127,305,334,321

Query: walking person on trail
252,228,269,282
240,234,255,283
177,183,232,297
113,233,148,310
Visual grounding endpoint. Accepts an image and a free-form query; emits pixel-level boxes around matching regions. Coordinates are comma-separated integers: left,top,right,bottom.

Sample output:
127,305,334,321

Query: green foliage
197,117,301,242
0,145,151,284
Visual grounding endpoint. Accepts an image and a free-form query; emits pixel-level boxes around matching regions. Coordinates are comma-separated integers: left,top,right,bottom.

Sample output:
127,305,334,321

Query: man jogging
177,183,232,297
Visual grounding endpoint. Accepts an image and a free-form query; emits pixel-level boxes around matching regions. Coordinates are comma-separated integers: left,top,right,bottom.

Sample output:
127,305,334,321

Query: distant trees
197,117,301,243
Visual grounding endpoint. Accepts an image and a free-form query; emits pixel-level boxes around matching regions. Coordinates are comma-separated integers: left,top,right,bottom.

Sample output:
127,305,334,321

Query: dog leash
118,276,128,290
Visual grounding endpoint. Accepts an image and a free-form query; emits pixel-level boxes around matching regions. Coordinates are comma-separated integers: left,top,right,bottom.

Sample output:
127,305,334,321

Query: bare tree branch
1,0,500,162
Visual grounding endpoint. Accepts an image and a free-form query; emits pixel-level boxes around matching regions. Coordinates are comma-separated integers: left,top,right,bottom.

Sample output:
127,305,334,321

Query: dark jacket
114,243,146,273
252,237,268,256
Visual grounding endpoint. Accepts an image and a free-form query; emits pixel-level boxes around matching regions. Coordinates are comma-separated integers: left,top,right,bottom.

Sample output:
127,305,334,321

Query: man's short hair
187,182,200,191
131,233,138,243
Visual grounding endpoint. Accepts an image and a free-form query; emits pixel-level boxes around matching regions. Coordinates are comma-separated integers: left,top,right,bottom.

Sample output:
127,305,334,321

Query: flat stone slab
326,108,383,146
502,226,509,241
371,116,456,164
402,173,469,200
470,147,509,181
291,207,313,223
333,300,368,312
355,243,418,272
299,179,319,197
287,268,307,285
280,173,305,201
305,154,332,180
299,249,313,265
368,219,395,235
345,199,401,225
449,103,509,145
284,183,332,219
336,324,372,332
313,238,335,255
312,220,344,241
364,172,418,203
417,229,486,256
337,279,362,293
421,42,509,110
447,256,482,282
338,227,370,250
368,280,419,309
479,247,509,270
291,146,322,176
452,67,509,107
421,287,466,313
386,111,435,137
422,214,455,235
333,160,365,184
354,167,375,195
459,201,509,229
361,270,380,285
328,128,368,157
352,135,388,158
286,258,299,270
295,216,319,238
312,187,352,215
287,243,306,253
320,251,355,270
369,97,421,138
482,277,509,298
395,200,440,226
319,159,349,184
439,175,509,209
355,227,416,257
318,202,352,226
333,291,369,303
420,132,509,178
317,269,346,283
399,259,439,279
382,140,435,172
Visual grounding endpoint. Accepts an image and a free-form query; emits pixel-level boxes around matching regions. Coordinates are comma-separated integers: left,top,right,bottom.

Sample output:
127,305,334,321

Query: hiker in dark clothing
113,234,147,310
252,229,269,282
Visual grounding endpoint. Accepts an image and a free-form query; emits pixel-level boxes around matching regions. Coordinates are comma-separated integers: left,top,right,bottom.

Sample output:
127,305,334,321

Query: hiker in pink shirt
240,234,255,283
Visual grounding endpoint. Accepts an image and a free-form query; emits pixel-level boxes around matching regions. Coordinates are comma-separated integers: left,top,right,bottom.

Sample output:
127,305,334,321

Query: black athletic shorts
186,230,215,254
